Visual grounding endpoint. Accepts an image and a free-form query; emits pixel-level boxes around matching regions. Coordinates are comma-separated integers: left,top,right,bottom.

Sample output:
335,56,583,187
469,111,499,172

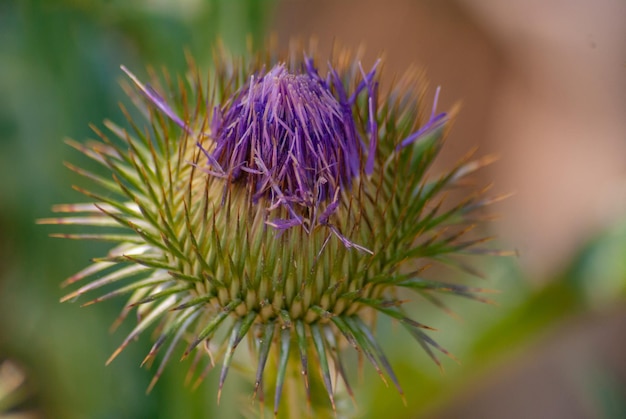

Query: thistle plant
41,42,504,416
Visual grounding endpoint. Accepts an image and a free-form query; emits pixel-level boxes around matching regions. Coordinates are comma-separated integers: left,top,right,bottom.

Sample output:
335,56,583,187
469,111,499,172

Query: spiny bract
41,42,504,415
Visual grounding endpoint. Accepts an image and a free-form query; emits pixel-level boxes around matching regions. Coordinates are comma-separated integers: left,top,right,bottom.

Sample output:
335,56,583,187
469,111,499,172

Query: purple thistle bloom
205,60,376,234
122,55,446,248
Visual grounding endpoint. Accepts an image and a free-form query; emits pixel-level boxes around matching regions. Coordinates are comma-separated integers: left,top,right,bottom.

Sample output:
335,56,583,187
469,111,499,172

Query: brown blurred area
434,305,626,419
270,0,626,417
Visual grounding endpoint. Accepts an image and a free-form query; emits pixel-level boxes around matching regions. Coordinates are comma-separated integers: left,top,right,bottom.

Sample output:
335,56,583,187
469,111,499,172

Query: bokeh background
1,0,625,418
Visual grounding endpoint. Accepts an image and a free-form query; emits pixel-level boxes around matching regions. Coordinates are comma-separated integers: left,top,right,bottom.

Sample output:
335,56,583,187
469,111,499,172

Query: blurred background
1,0,625,417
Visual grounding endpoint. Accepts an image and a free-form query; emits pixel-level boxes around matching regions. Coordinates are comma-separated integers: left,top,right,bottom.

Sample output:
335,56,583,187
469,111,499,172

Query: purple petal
121,65,192,134
397,87,448,150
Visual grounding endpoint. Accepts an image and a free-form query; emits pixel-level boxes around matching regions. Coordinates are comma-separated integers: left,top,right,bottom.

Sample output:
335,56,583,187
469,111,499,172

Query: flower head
41,42,504,415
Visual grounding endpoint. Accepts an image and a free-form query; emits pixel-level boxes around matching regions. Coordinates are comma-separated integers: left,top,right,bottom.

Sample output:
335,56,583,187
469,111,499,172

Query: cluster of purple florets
205,58,379,231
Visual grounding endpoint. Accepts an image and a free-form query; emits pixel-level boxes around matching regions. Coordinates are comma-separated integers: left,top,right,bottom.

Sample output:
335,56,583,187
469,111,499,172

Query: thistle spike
273,328,291,416
253,322,276,398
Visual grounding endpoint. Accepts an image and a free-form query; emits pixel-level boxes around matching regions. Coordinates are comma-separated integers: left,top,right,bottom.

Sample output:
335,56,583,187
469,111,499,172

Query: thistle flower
41,42,504,415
